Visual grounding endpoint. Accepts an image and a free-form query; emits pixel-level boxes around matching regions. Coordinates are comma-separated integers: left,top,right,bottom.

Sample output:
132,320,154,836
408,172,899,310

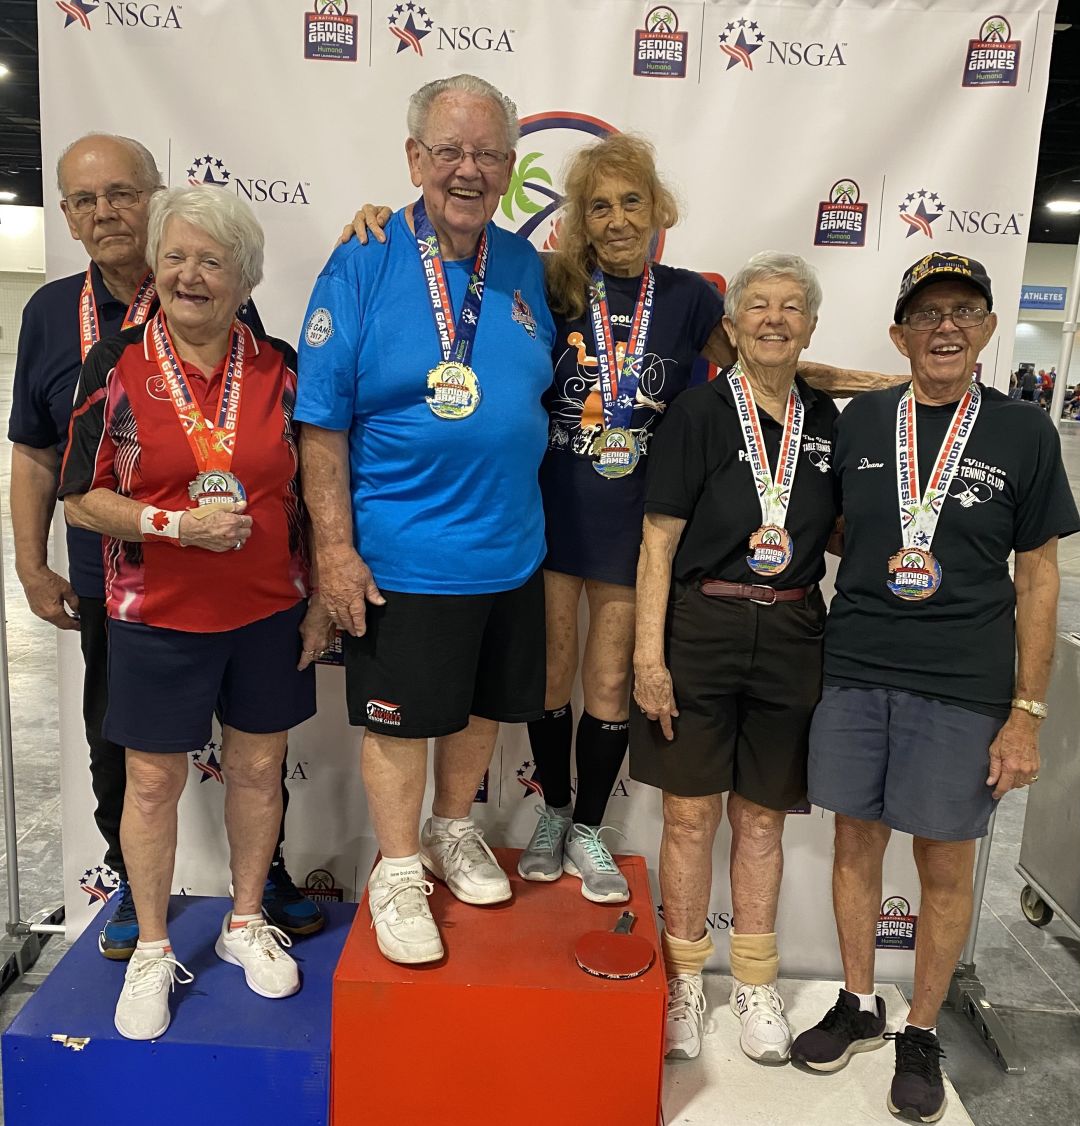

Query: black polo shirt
826,384,1080,716
644,371,840,588
8,262,264,599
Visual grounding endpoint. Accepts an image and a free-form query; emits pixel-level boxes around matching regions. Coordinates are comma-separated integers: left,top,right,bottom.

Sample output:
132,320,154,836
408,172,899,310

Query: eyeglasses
416,139,510,171
63,188,145,216
902,306,989,332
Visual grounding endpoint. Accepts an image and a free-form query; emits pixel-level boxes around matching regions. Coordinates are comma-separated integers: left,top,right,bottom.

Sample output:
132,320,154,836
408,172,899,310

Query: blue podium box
2,895,356,1126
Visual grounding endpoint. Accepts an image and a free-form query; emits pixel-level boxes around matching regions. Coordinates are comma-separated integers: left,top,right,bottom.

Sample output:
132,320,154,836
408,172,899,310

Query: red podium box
332,848,665,1126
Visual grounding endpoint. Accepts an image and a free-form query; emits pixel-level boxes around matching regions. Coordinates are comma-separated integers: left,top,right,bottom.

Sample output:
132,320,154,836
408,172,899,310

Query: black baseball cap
894,251,994,323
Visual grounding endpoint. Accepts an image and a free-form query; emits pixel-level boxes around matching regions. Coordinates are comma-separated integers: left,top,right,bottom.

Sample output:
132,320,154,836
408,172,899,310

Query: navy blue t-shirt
8,263,263,598
539,265,723,587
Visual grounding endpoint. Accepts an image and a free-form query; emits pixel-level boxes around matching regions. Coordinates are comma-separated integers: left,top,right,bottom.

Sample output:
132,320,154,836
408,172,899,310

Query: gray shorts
807,686,1004,841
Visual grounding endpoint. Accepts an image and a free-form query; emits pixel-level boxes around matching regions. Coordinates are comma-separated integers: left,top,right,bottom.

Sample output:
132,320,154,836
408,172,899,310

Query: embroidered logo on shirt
857,456,885,470
511,290,537,338
366,699,402,726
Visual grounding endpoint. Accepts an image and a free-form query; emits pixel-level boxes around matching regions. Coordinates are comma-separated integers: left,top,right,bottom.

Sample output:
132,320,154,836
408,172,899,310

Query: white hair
56,133,163,194
725,251,823,322
407,74,519,149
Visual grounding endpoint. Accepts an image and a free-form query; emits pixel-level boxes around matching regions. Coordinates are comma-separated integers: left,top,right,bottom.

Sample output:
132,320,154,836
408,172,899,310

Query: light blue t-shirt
296,208,556,594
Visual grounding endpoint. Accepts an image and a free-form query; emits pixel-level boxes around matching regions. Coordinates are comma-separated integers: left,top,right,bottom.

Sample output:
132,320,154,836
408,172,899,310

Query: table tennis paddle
575,911,655,980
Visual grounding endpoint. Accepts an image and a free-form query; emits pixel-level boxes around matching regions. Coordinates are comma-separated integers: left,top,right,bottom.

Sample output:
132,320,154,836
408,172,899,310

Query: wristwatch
1011,697,1049,719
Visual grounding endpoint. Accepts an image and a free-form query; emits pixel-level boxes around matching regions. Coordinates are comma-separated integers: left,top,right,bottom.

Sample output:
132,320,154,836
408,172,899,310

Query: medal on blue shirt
888,382,980,601
79,267,157,362
587,266,654,479
728,364,804,576
414,197,487,420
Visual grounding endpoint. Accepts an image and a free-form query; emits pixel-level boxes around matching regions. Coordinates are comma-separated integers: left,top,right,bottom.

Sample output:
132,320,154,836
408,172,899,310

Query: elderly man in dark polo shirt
792,252,1079,1123
8,132,321,955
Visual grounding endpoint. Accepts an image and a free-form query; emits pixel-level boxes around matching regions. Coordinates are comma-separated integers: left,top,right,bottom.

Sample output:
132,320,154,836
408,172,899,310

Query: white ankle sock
431,815,472,835
903,1021,937,1036
229,912,261,929
848,988,878,1013
136,937,170,954
380,852,422,871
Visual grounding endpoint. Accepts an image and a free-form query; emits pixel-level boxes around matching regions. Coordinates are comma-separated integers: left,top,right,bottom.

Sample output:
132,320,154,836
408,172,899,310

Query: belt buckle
748,585,777,605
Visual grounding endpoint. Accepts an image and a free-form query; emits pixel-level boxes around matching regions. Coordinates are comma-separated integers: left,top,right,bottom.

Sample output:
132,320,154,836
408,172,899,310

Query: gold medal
426,361,481,420
189,470,246,508
887,547,942,600
747,525,794,576
590,427,640,479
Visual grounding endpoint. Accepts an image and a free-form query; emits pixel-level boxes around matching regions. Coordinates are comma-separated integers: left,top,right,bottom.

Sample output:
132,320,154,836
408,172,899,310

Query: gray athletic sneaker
517,804,572,881
562,824,630,903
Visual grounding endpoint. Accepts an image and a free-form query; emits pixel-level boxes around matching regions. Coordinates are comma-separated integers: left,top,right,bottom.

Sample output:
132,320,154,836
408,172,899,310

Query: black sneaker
98,879,139,960
886,1028,946,1123
790,988,886,1071
261,861,325,936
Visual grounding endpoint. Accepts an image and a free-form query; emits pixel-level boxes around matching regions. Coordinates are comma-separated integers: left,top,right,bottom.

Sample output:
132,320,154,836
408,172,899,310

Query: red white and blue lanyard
79,267,156,363
728,363,804,529
895,382,980,550
413,197,488,367
588,265,655,430
148,310,246,472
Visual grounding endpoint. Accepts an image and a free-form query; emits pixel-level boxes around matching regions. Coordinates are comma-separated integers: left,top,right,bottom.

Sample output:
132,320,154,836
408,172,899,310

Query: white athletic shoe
730,979,793,1063
420,818,511,905
113,947,194,1041
367,860,443,964
215,914,300,999
666,973,707,1060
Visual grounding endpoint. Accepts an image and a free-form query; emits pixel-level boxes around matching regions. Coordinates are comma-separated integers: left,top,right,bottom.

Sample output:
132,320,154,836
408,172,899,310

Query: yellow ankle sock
662,928,714,977
729,929,779,985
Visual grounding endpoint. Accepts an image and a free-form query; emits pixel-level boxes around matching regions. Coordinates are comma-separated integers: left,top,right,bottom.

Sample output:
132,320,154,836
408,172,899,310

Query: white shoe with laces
730,979,793,1062
367,860,443,964
666,973,707,1060
215,914,300,998
114,947,194,1040
420,818,511,905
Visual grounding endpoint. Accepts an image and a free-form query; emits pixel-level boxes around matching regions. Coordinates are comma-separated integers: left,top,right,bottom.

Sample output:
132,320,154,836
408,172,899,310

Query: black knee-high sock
572,711,629,826
526,704,573,809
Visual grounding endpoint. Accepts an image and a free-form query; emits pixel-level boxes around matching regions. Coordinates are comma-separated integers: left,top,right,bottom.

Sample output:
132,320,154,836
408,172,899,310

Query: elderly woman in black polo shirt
630,251,840,1065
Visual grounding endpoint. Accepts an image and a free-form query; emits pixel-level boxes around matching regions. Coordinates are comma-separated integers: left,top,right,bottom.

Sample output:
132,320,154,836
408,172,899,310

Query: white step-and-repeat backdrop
39,0,1053,976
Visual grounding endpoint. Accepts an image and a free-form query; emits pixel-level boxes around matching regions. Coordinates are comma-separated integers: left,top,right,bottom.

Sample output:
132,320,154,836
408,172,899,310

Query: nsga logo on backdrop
814,179,868,247
191,742,224,783
186,153,312,207
79,864,120,906
717,15,846,71
633,5,689,78
963,15,1021,87
386,2,514,57
305,0,358,62
56,0,182,30
876,896,918,950
898,186,1023,238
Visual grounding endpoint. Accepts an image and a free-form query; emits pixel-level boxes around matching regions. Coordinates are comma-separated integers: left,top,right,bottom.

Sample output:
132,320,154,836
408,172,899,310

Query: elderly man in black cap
791,252,1079,1122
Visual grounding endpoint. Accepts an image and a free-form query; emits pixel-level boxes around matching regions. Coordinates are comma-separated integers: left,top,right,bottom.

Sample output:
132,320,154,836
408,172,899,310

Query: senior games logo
366,699,402,727
386,2,514,56
302,868,345,902
192,742,224,783
814,179,868,248
963,15,1021,88
633,6,689,78
898,187,1023,239
718,15,846,71
79,864,120,906
517,759,545,798
305,0,358,62
185,151,311,207
876,895,918,950
57,0,182,29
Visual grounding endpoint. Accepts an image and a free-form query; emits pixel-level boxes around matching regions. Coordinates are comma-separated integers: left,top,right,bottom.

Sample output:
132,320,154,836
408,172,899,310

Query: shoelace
817,995,869,1037
444,826,500,871
570,824,623,873
126,954,194,999
529,805,570,854
369,877,435,928
232,920,294,959
667,976,707,1023
110,882,137,923
885,1030,945,1080
741,982,785,1015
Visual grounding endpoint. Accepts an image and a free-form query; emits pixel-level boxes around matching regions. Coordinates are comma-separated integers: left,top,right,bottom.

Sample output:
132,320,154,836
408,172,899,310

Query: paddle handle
613,911,636,935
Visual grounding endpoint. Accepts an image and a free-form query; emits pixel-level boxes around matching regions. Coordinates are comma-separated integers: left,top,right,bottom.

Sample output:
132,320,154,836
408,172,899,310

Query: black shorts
629,581,825,809
343,570,546,739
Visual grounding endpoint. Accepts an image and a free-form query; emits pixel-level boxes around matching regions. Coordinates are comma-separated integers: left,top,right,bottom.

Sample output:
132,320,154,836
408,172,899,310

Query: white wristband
140,505,185,542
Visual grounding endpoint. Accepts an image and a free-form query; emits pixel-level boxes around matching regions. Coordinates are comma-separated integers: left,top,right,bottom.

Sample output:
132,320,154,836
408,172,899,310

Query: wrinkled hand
987,713,1041,799
336,204,392,248
633,661,679,742
178,501,253,553
318,543,385,636
20,566,80,630
297,594,337,671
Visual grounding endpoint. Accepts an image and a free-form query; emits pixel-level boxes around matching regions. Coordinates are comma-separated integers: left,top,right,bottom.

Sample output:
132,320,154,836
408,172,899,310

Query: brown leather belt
699,580,813,605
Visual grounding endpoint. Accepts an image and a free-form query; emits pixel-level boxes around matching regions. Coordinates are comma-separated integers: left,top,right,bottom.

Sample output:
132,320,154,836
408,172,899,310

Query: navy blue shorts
808,686,1004,841
104,600,317,754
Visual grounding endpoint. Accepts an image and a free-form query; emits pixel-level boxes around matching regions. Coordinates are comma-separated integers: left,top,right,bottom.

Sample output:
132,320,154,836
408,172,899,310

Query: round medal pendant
746,525,793,576
189,470,246,508
590,427,640,479
426,361,481,420
886,547,942,601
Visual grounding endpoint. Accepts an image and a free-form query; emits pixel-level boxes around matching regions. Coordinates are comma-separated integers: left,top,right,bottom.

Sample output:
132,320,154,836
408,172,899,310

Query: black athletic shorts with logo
342,569,545,739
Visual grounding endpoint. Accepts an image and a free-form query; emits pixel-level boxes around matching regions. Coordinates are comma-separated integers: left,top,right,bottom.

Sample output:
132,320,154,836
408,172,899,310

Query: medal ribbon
728,362,805,528
78,267,157,362
148,310,246,474
588,265,655,430
895,382,981,550
413,197,489,367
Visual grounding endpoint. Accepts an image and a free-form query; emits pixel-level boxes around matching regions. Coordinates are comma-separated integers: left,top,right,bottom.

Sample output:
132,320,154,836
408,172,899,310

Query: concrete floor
0,351,1077,1124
